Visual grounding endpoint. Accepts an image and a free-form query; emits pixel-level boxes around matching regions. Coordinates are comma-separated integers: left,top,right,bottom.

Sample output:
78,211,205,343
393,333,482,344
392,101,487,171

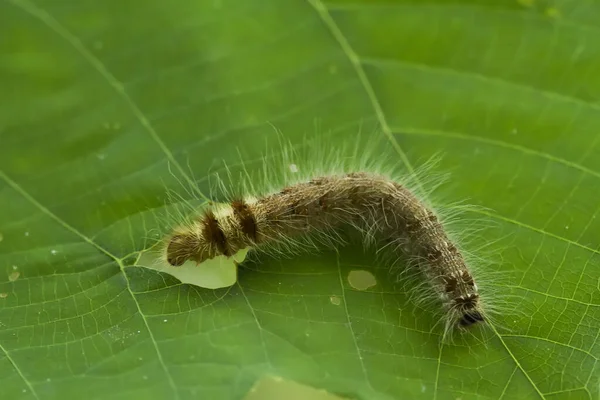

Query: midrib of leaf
308,0,550,399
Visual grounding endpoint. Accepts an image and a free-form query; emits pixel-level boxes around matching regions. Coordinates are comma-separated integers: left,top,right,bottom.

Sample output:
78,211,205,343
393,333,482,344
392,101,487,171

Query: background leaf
1,0,599,399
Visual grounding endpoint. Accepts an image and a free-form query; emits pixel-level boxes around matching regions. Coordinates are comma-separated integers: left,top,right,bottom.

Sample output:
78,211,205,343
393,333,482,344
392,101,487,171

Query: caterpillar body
162,141,489,336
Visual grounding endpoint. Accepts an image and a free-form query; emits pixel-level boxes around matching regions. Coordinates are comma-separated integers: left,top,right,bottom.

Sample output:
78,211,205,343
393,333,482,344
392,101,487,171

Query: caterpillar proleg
151,132,498,339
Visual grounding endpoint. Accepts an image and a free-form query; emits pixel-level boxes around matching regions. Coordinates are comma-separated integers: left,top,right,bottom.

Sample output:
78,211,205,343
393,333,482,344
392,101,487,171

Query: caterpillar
152,133,494,339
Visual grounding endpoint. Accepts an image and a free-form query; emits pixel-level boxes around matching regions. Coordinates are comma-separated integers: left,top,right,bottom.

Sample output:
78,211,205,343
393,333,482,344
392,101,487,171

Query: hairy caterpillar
152,133,496,338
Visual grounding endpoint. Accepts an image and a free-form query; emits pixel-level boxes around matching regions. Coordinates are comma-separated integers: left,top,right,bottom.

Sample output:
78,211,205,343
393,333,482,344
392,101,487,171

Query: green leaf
1,0,599,399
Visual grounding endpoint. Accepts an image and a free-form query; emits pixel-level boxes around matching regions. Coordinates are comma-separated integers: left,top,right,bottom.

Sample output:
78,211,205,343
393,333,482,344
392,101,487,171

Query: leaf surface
1,1,599,399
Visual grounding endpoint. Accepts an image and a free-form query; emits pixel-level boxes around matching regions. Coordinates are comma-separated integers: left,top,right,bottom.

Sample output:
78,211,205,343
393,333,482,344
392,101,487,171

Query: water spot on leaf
8,271,20,282
50,249,57,255
329,295,341,305
347,270,376,291
289,163,298,173
0,293,8,298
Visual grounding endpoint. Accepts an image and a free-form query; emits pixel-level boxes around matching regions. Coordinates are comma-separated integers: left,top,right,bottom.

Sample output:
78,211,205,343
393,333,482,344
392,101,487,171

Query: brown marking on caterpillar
318,193,328,210
164,172,485,332
202,210,230,257
427,247,443,263
454,293,479,308
443,274,458,293
447,243,459,254
231,200,257,241
461,270,475,287
404,222,417,235
279,187,293,195
288,199,300,215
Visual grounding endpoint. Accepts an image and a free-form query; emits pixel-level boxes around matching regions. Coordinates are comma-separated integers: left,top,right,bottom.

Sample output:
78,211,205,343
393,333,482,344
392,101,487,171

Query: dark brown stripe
426,248,443,263
404,221,416,235
202,210,230,256
279,187,293,196
231,200,257,241
461,270,475,287
447,243,459,254
349,185,364,206
289,199,301,216
443,275,457,293
318,193,328,210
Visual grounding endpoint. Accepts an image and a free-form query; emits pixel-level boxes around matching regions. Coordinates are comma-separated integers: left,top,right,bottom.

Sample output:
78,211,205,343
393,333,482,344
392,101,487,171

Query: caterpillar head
166,232,203,266
450,293,486,331
458,310,485,327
